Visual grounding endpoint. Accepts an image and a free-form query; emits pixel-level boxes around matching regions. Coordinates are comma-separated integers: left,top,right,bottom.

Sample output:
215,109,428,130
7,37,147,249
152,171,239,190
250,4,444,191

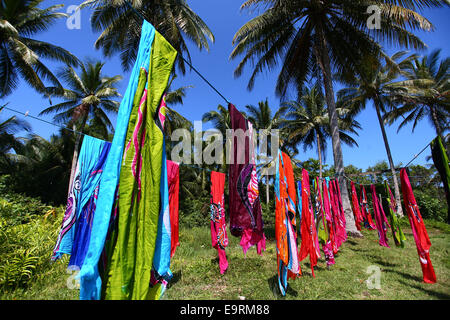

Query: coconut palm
337,51,420,217
283,84,361,180
39,60,122,194
0,104,31,169
384,49,450,152
230,0,446,236
0,0,80,98
79,0,214,73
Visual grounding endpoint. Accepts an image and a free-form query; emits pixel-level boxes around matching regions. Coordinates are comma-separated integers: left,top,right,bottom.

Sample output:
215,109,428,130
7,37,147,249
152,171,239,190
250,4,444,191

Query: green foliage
412,189,447,222
0,249,39,289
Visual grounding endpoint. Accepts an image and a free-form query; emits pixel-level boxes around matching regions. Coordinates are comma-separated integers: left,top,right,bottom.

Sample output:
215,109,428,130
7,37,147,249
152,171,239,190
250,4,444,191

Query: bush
413,189,447,222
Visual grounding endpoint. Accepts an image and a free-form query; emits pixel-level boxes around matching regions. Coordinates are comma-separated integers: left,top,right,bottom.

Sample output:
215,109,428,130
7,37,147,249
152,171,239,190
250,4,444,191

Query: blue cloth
51,135,110,261
69,139,111,268
79,21,156,300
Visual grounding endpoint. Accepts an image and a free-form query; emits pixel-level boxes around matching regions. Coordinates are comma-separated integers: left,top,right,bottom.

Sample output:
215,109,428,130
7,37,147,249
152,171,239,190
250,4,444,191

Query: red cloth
210,171,228,274
350,181,363,231
370,184,390,248
167,160,180,258
400,168,437,284
329,180,346,248
360,185,377,230
322,180,338,255
298,169,320,277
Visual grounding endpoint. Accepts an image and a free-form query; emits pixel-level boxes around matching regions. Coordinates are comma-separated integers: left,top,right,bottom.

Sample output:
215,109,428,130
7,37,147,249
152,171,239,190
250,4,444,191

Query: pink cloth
210,171,228,274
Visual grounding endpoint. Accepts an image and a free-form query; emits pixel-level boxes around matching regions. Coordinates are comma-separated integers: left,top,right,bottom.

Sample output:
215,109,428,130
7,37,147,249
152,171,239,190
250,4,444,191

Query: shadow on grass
267,274,298,298
397,279,450,299
384,269,423,282
167,271,182,288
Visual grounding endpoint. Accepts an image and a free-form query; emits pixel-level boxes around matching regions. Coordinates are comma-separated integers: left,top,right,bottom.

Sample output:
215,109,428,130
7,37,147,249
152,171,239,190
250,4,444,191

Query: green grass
1,214,449,300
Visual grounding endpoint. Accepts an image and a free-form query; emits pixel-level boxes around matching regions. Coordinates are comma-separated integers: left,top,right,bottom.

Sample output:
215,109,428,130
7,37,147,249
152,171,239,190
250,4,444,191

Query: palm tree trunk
67,113,88,197
316,131,323,181
315,30,362,238
374,99,404,217
430,104,449,156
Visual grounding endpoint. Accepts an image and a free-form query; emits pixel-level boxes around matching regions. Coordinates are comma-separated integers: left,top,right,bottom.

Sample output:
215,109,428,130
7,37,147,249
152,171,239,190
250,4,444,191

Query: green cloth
430,136,450,224
103,31,177,300
383,182,406,248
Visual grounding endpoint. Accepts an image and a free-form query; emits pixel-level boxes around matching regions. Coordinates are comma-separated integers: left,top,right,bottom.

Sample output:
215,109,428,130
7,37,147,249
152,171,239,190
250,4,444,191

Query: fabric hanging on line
78,21,156,300
102,26,177,300
299,169,321,277
210,171,228,275
296,181,302,238
384,181,406,248
52,135,111,266
430,136,450,224
350,181,363,231
275,151,301,296
167,160,180,258
359,185,377,230
228,103,266,255
322,179,338,256
329,180,346,249
148,141,173,300
370,184,390,248
334,179,347,243
400,168,437,284
314,177,335,267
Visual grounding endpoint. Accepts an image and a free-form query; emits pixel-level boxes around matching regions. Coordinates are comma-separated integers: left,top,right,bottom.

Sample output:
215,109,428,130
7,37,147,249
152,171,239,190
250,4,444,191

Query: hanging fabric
101,25,177,300
275,151,301,295
430,136,450,224
52,135,111,267
400,168,437,284
78,21,157,300
334,179,347,244
210,171,228,274
148,143,173,300
322,179,338,256
167,160,180,258
329,180,346,248
384,181,406,248
350,181,363,231
296,181,302,238
228,103,266,255
370,185,390,248
299,169,321,277
314,177,335,267
359,185,377,230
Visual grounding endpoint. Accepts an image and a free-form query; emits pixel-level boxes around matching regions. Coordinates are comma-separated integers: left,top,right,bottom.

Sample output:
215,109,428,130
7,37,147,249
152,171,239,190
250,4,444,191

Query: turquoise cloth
79,21,156,300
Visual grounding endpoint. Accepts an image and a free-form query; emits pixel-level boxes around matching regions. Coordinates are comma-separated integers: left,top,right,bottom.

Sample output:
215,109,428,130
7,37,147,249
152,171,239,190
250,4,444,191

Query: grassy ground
1,217,449,300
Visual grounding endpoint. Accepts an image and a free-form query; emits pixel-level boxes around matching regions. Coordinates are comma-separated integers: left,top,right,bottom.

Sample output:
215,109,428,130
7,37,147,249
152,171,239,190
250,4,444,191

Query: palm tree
0,0,80,98
39,60,122,195
384,49,450,152
3,131,74,204
245,99,287,205
337,51,420,217
0,104,31,169
79,0,214,73
283,85,361,181
230,0,445,236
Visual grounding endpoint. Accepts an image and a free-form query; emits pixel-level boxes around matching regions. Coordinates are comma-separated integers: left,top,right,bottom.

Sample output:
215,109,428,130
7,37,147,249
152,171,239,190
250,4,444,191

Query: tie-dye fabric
430,136,450,225
322,180,338,256
329,180,346,248
359,185,377,230
228,103,266,256
275,150,301,295
298,169,321,277
52,136,111,265
370,185,390,248
79,21,156,300
210,171,228,275
167,160,180,258
400,168,437,284
102,28,177,300
384,181,406,248
350,181,363,231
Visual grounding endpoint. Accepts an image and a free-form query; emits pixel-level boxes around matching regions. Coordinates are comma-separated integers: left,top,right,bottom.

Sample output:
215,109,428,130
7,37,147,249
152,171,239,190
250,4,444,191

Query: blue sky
2,1,449,171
